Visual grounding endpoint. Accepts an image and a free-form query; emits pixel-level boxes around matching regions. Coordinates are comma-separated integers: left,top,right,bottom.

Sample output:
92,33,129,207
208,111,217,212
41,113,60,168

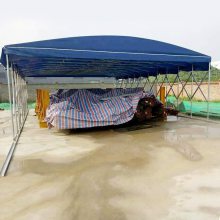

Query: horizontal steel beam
25,77,117,84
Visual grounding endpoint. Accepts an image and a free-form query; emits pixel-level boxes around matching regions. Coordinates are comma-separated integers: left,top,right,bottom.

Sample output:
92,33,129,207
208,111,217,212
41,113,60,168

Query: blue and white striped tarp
46,88,153,129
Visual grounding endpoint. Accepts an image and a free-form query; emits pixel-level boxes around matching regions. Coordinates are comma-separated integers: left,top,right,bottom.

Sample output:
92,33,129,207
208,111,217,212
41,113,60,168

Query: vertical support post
147,73,149,91
15,70,19,131
22,78,26,120
124,78,128,89
119,79,123,89
16,73,20,129
11,65,18,134
35,89,49,128
136,77,141,89
143,75,149,91
155,75,158,96
177,67,179,111
6,54,15,138
207,62,211,120
24,78,28,112
160,87,166,105
190,65,193,118
165,70,168,107
1,61,29,176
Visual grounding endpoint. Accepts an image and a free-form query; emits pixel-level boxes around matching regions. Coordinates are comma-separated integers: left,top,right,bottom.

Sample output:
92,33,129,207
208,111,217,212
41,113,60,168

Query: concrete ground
0,110,220,220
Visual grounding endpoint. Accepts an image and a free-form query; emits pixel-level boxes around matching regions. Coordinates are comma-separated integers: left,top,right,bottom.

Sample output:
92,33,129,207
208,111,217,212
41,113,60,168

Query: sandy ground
0,110,220,220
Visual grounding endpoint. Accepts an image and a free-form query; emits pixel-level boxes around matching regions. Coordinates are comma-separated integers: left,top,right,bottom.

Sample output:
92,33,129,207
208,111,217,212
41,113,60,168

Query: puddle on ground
1,111,220,220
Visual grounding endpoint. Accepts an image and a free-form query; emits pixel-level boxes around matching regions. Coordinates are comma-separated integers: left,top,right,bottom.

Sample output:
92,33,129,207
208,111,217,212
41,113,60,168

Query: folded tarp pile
45,88,159,129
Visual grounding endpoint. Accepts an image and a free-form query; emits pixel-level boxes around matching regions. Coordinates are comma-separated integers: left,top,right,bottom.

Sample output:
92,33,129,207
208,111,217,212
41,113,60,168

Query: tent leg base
39,121,48,128
0,111,28,177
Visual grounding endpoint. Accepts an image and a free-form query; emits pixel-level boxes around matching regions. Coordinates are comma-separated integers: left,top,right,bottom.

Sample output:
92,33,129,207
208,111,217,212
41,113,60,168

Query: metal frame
0,54,28,177
154,63,211,119
1,56,211,176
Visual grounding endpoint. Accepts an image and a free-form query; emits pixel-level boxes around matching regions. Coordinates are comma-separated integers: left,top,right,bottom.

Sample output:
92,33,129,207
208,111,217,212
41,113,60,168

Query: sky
0,0,219,61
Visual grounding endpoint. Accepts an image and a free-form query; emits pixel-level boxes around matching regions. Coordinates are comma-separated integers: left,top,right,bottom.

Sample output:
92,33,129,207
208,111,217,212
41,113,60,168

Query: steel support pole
14,69,19,132
11,66,18,134
119,79,123,89
165,72,168,107
15,70,19,128
190,65,193,118
191,72,209,100
0,111,28,176
176,72,192,100
155,75,158,96
1,77,29,176
16,73,20,129
6,55,15,138
26,81,28,112
143,76,149,91
207,63,211,120
136,77,141,89
22,78,26,120
18,75,23,123
18,75,22,127
177,67,179,111
1,56,29,176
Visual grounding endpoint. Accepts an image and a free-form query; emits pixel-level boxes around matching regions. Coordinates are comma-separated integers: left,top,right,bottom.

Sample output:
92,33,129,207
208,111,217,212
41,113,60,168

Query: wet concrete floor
0,110,220,220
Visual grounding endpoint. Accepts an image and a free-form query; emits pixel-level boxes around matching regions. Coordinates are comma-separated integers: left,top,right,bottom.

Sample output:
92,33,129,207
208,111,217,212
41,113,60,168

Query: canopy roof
1,36,211,79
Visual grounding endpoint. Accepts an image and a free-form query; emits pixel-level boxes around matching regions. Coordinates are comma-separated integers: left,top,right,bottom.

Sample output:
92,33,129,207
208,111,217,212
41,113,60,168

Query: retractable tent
0,35,211,176
1,35,211,78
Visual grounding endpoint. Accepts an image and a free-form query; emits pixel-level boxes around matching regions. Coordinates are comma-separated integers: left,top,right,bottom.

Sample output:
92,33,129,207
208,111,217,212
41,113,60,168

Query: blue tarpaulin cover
1,36,211,79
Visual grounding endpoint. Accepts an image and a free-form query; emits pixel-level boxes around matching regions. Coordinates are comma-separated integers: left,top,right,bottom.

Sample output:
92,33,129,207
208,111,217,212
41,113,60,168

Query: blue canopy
1,36,211,79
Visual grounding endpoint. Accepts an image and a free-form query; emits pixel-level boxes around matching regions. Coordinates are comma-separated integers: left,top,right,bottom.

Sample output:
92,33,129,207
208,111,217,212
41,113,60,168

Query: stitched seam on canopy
6,46,209,58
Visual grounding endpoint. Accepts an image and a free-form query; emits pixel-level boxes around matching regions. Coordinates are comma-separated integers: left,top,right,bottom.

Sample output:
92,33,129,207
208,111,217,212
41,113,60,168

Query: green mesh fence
166,96,220,119
0,102,36,110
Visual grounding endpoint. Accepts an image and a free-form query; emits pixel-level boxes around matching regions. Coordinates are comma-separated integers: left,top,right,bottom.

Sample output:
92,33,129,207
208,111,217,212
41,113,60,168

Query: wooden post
160,86,166,105
35,89,49,128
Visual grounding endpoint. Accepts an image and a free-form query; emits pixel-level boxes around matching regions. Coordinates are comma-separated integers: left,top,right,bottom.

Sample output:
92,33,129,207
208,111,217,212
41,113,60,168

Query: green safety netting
166,96,220,119
0,102,35,110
